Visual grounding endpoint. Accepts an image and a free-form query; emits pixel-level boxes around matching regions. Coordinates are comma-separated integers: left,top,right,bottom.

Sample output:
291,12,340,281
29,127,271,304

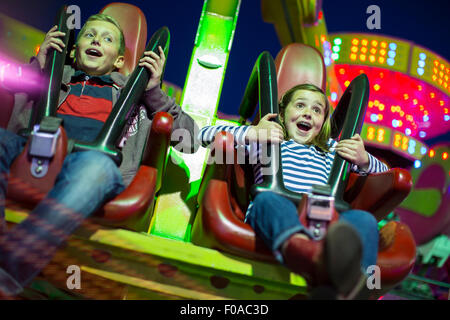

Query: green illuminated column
149,0,241,241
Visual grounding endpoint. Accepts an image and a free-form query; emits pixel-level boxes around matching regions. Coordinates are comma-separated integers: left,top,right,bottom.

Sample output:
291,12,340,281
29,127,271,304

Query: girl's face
280,89,327,144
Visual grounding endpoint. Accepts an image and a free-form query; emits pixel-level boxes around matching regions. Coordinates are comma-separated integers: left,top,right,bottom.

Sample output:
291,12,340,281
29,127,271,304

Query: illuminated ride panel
329,33,449,165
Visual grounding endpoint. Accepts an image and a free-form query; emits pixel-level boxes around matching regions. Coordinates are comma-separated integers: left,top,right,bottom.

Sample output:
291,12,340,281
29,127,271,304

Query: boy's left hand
335,134,370,170
139,46,165,91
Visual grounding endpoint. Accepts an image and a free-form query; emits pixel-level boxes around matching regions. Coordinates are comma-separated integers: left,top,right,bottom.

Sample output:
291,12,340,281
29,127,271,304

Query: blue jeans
246,192,379,271
0,127,125,294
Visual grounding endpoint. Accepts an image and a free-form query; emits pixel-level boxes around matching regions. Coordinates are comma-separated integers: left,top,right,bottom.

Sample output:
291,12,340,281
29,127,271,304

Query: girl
198,83,387,299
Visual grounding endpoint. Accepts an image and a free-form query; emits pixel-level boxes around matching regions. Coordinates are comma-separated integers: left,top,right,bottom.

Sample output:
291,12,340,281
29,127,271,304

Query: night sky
1,0,449,143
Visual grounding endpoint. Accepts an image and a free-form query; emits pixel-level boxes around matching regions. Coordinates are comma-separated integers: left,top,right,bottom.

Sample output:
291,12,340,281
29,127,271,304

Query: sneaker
283,221,367,299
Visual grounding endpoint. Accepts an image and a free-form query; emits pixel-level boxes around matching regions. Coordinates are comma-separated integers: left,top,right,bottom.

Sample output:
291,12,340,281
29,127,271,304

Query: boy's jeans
246,191,379,270
0,127,125,295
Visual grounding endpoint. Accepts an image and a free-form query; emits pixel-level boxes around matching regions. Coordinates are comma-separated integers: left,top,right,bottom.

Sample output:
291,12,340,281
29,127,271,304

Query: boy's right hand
36,25,66,70
246,113,284,144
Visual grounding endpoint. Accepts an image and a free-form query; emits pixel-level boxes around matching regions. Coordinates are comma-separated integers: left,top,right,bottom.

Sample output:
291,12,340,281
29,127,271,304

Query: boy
0,14,197,297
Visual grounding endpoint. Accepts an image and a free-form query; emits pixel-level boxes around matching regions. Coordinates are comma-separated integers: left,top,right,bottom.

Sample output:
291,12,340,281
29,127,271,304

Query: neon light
350,53,357,61
414,160,421,168
351,38,359,45
418,60,425,68
389,43,397,50
388,50,396,58
378,57,385,64
370,114,378,122
361,47,368,54
429,149,435,157
362,39,368,46
378,114,383,120
374,84,380,91
419,131,426,138
420,147,427,154
387,58,395,66
419,53,426,60
367,127,375,140
331,92,337,101
443,152,448,160
333,37,342,45
445,115,450,121
405,128,411,136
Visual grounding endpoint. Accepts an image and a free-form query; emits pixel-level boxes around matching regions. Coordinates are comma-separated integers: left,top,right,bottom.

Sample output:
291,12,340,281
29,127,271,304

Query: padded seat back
100,2,148,76
275,43,326,99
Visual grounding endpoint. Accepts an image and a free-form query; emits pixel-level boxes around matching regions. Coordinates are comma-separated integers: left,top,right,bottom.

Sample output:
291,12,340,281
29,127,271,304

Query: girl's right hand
246,113,284,143
36,25,66,69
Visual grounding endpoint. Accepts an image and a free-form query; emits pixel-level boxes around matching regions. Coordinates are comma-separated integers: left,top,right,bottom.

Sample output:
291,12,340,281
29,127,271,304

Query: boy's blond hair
279,83,332,152
76,13,126,56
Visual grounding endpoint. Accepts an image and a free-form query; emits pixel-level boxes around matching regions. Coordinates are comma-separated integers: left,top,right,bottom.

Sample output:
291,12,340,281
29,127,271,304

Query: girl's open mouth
297,121,312,132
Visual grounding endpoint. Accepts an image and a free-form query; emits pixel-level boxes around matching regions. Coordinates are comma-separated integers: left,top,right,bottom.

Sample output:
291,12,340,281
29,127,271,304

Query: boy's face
280,89,326,144
74,20,124,76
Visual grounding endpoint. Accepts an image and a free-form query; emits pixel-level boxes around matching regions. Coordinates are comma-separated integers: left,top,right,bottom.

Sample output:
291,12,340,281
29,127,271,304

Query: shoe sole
324,222,364,297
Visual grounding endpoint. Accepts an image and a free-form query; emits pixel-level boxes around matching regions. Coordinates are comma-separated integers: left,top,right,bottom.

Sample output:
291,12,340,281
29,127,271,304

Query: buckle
306,185,335,240
306,194,334,221
29,124,60,158
28,124,61,178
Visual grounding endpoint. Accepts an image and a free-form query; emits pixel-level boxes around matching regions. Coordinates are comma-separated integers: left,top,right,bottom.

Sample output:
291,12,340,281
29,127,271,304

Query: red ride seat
4,2,172,232
192,43,417,297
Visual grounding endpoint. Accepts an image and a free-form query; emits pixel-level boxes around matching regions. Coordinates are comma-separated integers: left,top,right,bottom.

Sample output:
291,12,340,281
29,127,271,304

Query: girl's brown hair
278,83,332,152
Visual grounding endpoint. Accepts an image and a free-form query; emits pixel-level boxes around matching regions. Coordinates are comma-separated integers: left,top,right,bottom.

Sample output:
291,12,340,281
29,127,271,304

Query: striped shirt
57,70,116,142
198,124,388,195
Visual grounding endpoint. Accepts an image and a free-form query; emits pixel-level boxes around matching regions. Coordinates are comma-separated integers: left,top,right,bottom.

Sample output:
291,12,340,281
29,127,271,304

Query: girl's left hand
335,134,369,170
139,46,165,91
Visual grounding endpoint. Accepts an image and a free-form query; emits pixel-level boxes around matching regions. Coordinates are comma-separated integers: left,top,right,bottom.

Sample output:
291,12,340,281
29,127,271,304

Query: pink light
0,54,43,92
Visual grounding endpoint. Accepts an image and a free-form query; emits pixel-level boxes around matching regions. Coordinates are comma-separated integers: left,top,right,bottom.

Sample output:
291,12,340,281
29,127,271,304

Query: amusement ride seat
3,3,173,232
192,43,417,298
